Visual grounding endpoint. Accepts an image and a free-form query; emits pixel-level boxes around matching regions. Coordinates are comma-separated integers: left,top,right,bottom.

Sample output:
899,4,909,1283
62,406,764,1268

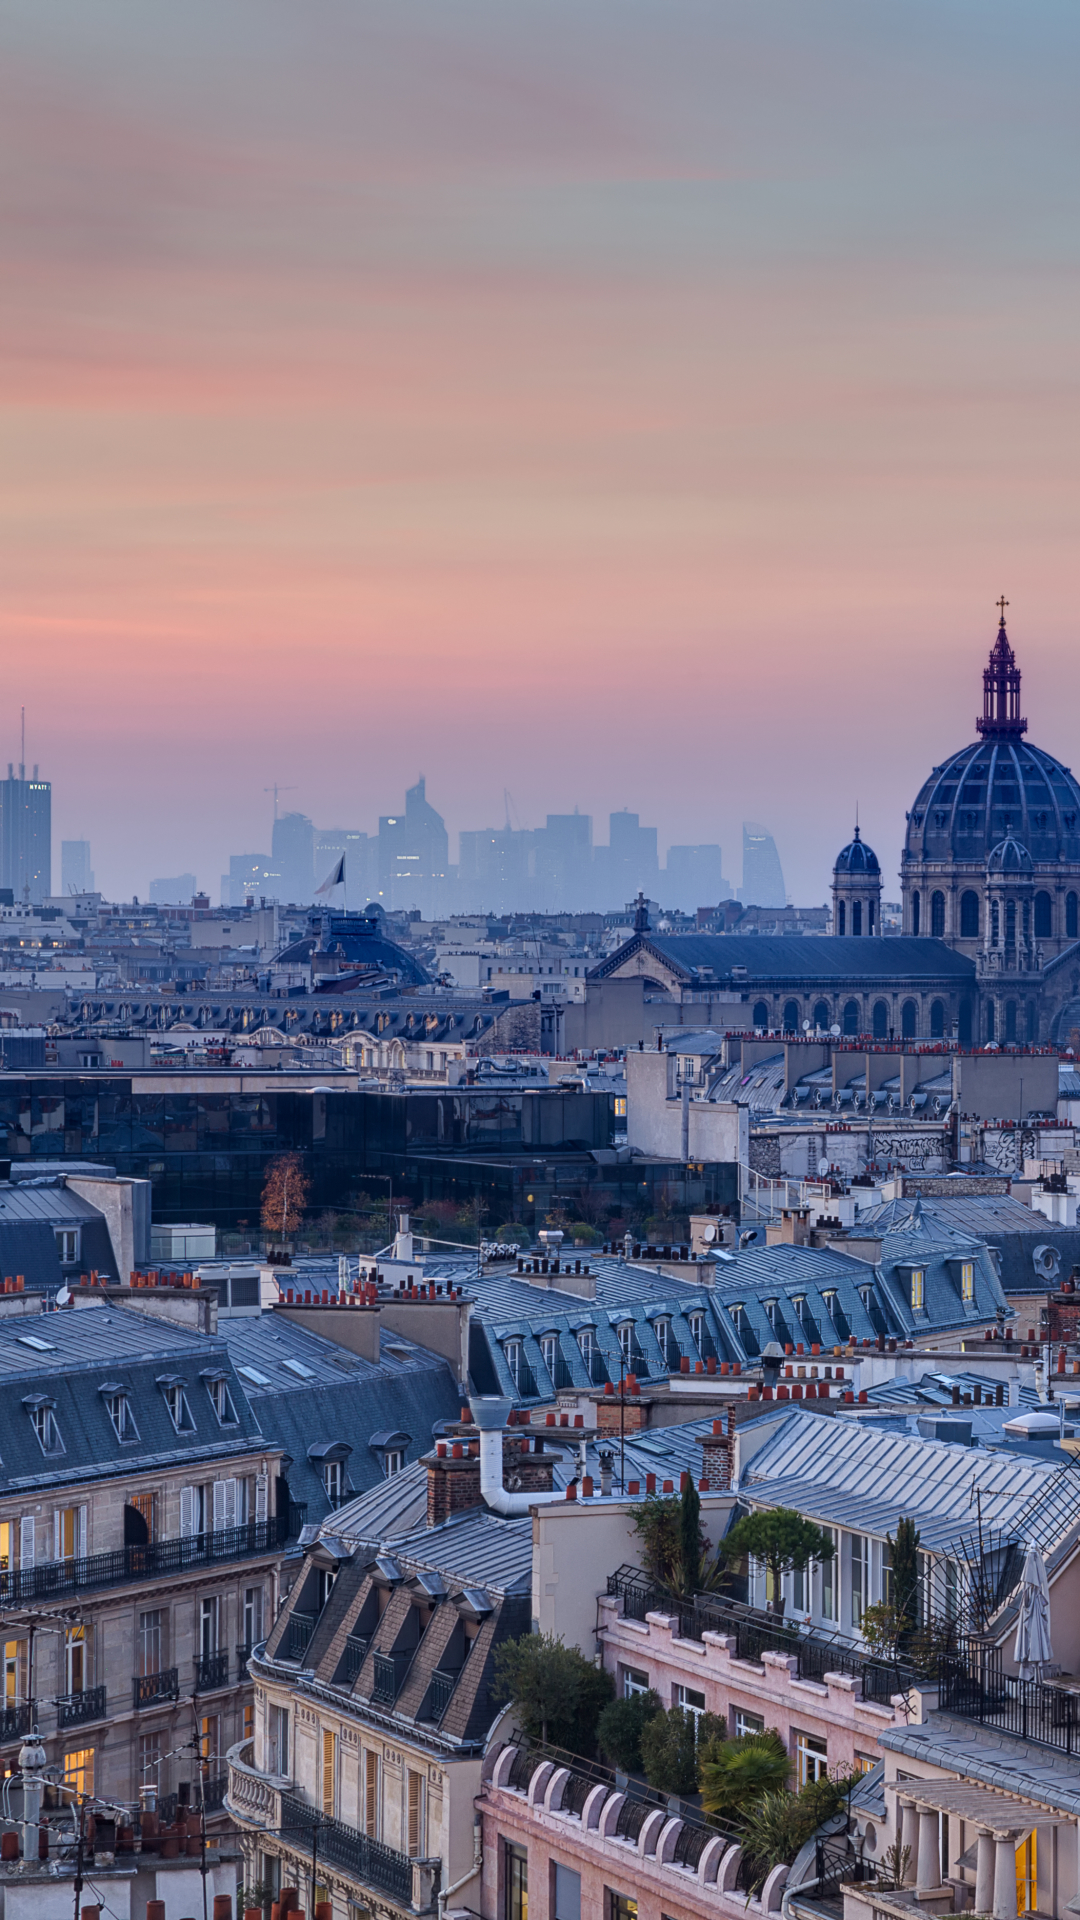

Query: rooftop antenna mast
19,707,24,781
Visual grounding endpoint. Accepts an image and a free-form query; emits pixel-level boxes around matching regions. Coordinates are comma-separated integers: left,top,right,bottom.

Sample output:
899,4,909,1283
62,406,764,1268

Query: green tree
640,1706,726,1795
492,1222,531,1247
630,1492,682,1589
492,1633,613,1754
722,1508,834,1616
596,1689,662,1772
887,1516,921,1648
699,1729,791,1823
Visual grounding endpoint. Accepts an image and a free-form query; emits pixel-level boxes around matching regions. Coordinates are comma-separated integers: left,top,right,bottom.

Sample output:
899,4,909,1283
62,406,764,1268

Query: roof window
157,1375,195,1433
236,1364,271,1388
18,1334,55,1353
102,1388,139,1443
25,1396,63,1456
282,1358,315,1380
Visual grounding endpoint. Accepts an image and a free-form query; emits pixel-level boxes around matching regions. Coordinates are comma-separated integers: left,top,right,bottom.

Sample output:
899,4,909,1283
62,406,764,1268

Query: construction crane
264,783,297,819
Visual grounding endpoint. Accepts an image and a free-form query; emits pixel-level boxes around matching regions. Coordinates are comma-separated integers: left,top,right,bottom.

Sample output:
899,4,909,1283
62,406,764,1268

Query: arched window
783,999,800,1033
958,999,972,1046
931,891,945,937
837,900,846,936
901,999,917,1039
753,1001,769,1028
813,1000,830,1030
986,1000,996,1042
1006,900,1016,947
872,1000,888,1039
960,890,980,938
852,901,863,936
843,998,860,1037
1034,891,1052,939
1068,892,1078,939
991,900,999,947
912,891,921,935
930,999,946,1038
1005,999,1017,1043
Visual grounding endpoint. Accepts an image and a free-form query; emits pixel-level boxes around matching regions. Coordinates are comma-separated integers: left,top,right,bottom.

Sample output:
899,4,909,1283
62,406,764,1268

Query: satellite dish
830,1024,841,1037
802,1020,811,1032
703,1223,717,1243
56,1285,70,1307
817,1157,830,1178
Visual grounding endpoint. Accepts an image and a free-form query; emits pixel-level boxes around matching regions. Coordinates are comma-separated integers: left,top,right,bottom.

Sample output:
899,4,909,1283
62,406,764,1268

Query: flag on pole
315,855,346,895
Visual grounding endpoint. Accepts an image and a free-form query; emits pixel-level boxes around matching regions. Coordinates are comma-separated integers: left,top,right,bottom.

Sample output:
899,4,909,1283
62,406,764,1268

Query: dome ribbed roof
834,826,880,875
905,618,1080,867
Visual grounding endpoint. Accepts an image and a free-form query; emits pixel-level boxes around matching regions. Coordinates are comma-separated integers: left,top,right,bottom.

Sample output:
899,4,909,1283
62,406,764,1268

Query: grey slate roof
879,1712,1080,1818
858,1193,1080,1297
217,1312,462,1520
739,1406,1064,1555
0,1302,266,1493
590,933,976,984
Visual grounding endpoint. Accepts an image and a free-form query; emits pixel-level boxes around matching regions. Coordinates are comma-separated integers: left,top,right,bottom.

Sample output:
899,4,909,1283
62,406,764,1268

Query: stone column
898,1800,919,1883
992,1834,1018,1920
917,1807,942,1892
975,1830,995,1912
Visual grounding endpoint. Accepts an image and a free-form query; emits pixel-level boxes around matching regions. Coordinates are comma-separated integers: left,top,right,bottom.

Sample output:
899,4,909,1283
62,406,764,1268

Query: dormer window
324,1459,345,1503
204,1375,238,1426
105,1392,138,1443
910,1269,925,1311
158,1378,195,1433
26,1398,63,1457
617,1322,634,1363
55,1228,80,1265
540,1335,558,1378
764,1299,778,1329
654,1318,670,1365
960,1261,974,1303
688,1311,705,1353
503,1341,522,1387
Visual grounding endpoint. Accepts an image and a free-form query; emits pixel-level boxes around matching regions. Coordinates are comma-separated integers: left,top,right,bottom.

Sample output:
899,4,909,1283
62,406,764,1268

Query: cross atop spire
977,600,1027,738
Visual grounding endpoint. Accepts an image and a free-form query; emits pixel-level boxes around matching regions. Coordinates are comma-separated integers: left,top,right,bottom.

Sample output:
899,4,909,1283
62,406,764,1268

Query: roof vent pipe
469,1396,565,1516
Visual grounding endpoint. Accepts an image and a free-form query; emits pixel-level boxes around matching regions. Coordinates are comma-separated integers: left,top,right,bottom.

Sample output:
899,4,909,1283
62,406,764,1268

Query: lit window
105,1394,138,1443
960,1262,974,1303
853,1753,876,1775
61,1748,95,1803
614,1096,627,1119
27,1401,63,1456
910,1269,925,1311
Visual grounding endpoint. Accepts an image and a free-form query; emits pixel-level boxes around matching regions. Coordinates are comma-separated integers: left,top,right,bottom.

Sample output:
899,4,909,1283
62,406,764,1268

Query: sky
3,1,1080,905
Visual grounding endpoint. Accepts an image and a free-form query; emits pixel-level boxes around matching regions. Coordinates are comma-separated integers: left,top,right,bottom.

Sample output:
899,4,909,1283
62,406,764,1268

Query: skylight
18,1335,55,1352
237,1365,271,1387
282,1358,315,1379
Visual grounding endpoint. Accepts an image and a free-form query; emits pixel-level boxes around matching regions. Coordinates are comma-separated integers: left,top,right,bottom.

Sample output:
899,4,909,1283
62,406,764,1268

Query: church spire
976,599,1027,738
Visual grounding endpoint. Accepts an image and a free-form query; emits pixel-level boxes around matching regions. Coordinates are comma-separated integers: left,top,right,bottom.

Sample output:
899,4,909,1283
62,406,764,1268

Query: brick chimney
424,1434,555,1524
697,1412,734,1490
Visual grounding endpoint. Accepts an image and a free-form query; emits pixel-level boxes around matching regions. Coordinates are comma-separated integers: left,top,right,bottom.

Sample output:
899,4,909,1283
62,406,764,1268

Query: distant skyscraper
533,812,593,912
458,827,533,915
741,822,786,907
378,778,449,915
602,811,659,908
150,874,196,904
272,811,316,905
61,840,95,895
223,852,282,907
0,765,50,903
665,845,729,908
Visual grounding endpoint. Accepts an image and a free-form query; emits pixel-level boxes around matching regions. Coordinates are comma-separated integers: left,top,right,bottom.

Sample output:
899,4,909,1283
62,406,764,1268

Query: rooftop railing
606,1566,922,1703
939,1638,1080,1757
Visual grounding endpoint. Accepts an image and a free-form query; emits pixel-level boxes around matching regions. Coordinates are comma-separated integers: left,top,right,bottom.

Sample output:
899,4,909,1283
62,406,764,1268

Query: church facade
595,611,1080,1046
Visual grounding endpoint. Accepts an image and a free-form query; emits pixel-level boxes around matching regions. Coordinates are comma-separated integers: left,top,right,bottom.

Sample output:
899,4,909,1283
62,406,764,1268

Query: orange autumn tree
261,1151,311,1248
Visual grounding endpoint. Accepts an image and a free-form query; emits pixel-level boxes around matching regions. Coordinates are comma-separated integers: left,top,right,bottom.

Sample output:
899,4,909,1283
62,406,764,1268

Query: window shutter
19,1516,34,1567
77,1507,87,1557
254,1473,268,1524
180,1486,196,1538
213,1479,237,1531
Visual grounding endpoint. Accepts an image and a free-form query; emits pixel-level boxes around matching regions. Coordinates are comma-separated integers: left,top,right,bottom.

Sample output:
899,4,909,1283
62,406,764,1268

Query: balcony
425,1669,457,1722
0,1516,292,1608
0,1703,33,1743
371,1648,414,1705
940,1638,1080,1757
344,1635,369,1685
57,1684,107,1731
134,1668,180,1709
194,1651,230,1692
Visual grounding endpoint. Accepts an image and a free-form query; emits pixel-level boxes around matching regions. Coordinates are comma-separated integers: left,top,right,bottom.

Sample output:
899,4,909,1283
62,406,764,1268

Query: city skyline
4,2,1080,902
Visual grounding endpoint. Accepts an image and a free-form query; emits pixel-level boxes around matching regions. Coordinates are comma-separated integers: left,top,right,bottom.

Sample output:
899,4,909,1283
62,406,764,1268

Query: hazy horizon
5,2,1079,905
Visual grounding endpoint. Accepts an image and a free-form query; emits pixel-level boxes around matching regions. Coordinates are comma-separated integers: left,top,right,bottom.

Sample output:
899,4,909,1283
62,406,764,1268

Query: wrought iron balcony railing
133,1668,180,1709
57,1685,107,1731
281,1791,419,1907
194,1651,230,1692
0,1515,292,1608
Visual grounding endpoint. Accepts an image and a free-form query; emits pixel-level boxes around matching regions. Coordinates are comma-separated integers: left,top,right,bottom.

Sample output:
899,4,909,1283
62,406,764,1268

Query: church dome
834,826,880,875
904,615,1080,868
986,835,1034,875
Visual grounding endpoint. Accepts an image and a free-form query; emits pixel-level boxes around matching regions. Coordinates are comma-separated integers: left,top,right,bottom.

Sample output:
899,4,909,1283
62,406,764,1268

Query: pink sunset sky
3,0,1079,904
